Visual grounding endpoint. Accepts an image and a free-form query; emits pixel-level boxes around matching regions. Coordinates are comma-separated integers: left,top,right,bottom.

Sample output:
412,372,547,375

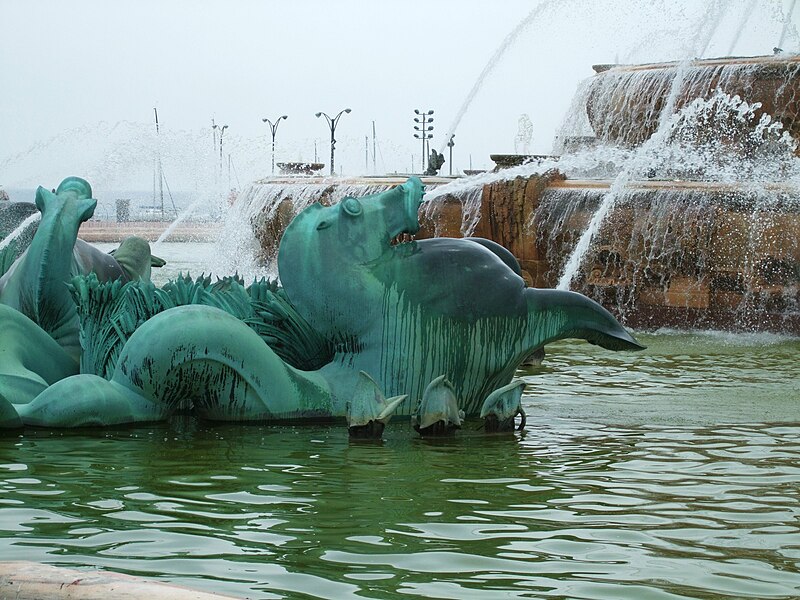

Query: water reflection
1,333,799,599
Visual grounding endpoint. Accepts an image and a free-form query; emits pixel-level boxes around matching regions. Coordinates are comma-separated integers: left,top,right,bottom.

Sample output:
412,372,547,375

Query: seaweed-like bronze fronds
70,273,333,378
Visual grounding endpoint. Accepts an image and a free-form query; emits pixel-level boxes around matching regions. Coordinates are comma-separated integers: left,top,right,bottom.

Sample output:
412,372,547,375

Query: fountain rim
549,179,800,192
252,175,456,186
592,53,800,74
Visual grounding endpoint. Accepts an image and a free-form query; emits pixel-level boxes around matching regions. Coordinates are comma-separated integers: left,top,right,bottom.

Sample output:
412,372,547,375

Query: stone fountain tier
584,54,800,151
77,220,220,243
252,176,455,186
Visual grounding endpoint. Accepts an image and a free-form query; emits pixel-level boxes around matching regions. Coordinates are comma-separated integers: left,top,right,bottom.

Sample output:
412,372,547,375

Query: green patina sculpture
424,149,445,176
0,178,163,366
277,177,642,419
0,176,643,430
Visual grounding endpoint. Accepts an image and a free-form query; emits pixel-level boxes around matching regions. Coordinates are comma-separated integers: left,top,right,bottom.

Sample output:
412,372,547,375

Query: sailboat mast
154,107,164,219
153,159,156,206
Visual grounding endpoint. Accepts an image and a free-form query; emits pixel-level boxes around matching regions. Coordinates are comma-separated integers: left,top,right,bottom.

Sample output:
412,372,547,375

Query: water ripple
0,332,798,598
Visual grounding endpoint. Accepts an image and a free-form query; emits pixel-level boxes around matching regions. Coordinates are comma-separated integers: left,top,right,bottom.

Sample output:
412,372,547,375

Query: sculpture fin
480,380,525,420
481,380,525,433
526,289,645,352
464,237,522,276
414,375,463,433
347,371,385,427
347,371,406,439
347,371,405,428
377,394,407,422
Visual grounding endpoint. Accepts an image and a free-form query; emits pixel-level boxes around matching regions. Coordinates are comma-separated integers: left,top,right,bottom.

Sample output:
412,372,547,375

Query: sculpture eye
341,197,363,217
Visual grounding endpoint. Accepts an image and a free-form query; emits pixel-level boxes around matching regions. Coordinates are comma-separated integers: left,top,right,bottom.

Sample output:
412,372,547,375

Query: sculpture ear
34,187,48,213
78,198,97,223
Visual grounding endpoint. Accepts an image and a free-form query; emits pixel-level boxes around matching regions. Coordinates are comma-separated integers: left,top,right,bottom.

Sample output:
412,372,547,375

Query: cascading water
537,89,800,329
153,192,219,247
581,59,800,150
0,204,40,277
422,182,493,237
420,52,800,332
555,0,747,291
0,211,40,254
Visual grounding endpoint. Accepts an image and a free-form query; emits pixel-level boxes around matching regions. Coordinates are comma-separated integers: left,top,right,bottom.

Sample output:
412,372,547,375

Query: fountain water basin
240,54,800,335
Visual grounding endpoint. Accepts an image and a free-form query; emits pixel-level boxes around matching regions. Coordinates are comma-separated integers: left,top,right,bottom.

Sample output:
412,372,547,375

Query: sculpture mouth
405,194,422,236
390,232,416,246
393,200,421,246
388,191,422,246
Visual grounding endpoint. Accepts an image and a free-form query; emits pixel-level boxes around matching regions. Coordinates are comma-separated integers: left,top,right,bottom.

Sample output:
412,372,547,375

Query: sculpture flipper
413,375,464,436
480,380,526,432
524,288,645,352
346,371,407,438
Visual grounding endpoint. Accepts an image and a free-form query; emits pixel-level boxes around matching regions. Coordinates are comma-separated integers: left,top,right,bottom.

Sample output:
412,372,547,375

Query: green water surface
1,331,798,599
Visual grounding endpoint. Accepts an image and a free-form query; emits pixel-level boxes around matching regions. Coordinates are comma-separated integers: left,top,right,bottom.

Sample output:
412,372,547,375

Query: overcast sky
1,0,798,193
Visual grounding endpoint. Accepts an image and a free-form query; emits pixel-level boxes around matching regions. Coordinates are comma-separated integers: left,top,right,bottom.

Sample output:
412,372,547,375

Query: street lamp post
212,123,229,168
413,109,434,172
316,108,351,176
219,125,228,165
446,134,455,176
262,115,288,175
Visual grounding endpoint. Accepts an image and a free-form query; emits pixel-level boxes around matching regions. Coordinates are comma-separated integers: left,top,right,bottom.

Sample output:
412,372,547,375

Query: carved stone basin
585,54,800,151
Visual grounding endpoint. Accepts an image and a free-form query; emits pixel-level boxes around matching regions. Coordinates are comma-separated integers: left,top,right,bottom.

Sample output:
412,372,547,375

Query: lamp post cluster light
413,109,434,172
